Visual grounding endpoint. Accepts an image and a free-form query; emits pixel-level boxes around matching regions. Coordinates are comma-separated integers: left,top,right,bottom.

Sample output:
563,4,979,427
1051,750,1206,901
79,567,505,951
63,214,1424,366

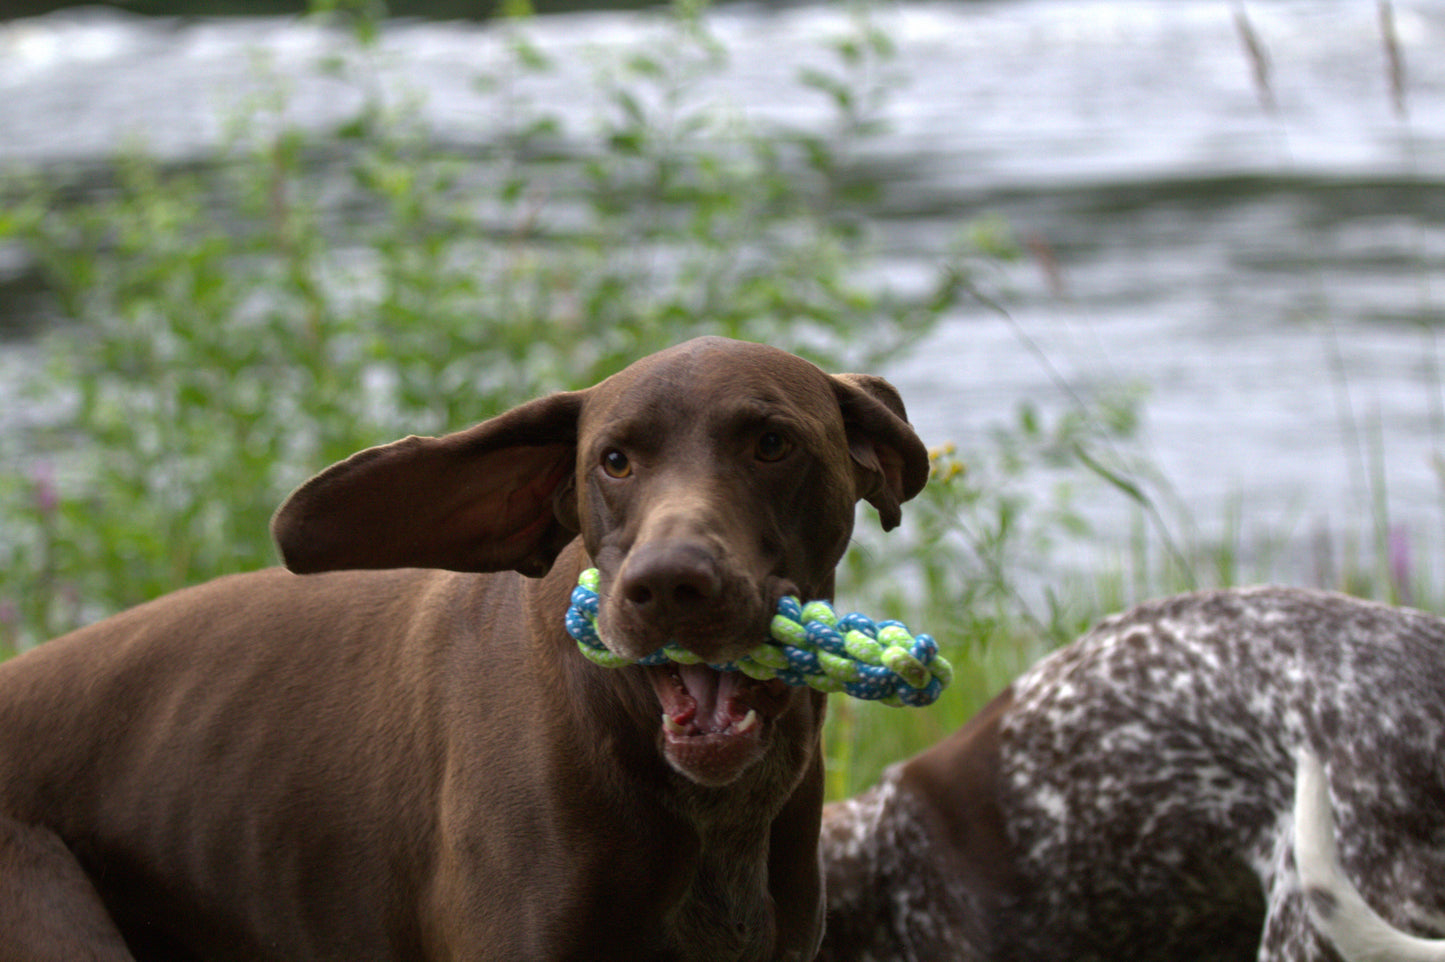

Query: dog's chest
662,846,778,961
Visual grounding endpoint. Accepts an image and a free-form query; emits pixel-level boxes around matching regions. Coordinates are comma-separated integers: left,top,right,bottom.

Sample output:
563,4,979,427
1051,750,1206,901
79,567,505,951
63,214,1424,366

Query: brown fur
0,337,928,962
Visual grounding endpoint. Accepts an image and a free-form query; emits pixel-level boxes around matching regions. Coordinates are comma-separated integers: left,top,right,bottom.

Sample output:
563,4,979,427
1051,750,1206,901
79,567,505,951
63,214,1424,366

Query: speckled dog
819,586,1445,962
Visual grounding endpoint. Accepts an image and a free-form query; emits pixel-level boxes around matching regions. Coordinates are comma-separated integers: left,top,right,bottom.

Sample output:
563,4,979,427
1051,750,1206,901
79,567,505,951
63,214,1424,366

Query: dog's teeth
662,713,688,736
735,709,760,734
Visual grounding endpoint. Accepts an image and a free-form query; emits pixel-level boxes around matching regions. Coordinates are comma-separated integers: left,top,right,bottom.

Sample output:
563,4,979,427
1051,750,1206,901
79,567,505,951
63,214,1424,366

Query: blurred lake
3,0,1445,587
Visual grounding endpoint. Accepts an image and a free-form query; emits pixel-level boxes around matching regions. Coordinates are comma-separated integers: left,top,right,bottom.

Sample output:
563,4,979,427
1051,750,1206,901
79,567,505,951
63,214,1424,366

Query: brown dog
0,337,928,961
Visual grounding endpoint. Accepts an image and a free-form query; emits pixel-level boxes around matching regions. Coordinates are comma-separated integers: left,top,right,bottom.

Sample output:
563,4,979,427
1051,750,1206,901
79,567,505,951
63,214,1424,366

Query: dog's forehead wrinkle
591,389,831,458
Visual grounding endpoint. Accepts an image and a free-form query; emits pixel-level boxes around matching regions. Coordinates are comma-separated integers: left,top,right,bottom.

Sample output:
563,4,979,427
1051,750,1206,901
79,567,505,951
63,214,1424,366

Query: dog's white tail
1294,750,1445,962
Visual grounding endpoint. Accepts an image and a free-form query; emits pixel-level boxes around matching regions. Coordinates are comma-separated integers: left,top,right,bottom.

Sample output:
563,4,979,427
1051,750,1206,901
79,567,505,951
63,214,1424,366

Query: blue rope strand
564,568,952,707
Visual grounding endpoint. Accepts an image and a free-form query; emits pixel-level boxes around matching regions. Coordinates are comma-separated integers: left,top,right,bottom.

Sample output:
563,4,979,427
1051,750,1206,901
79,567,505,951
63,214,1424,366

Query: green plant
826,385,1164,797
0,0,969,659
8,1,1433,808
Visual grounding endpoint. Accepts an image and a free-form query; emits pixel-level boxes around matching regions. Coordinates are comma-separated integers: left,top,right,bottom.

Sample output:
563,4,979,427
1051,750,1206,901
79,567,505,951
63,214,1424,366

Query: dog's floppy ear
830,373,929,531
272,390,586,577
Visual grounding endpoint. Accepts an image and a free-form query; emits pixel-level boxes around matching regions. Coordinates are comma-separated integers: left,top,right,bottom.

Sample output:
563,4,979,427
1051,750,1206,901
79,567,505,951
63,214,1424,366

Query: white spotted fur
820,586,1445,962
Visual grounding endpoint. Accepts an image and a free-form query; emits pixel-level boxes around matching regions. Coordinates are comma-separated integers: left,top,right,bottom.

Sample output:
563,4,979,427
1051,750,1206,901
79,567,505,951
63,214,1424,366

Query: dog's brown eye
601,449,632,478
755,431,792,462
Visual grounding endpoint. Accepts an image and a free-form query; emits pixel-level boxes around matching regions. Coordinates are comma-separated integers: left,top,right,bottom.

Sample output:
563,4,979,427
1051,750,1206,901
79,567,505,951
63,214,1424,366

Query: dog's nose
619,543,722,623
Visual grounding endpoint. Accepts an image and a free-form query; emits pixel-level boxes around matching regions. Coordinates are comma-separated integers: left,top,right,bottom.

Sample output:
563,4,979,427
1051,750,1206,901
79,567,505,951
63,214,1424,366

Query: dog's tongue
670,664,745,733
651,664,791,726
647,664,789,786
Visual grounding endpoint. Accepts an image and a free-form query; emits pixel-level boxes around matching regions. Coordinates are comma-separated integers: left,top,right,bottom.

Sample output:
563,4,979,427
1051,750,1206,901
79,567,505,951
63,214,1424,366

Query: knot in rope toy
565,568,952,707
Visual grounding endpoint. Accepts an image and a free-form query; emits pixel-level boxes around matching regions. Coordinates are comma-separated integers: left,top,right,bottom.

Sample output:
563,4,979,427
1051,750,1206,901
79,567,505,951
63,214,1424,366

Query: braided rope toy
565,568,952,707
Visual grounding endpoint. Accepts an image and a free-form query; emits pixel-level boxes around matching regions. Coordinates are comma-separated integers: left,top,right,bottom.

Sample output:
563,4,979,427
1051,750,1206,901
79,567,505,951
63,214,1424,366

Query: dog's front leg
0,818,136,961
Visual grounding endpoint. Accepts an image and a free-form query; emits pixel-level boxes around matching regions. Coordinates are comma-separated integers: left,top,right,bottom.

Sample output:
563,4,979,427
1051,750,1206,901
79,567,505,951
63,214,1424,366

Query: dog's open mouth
647,664,792,787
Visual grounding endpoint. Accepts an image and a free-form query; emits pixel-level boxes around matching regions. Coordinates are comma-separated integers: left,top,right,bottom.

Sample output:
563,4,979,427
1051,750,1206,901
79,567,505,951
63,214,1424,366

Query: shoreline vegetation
3,1,637,21
1,0,1435,798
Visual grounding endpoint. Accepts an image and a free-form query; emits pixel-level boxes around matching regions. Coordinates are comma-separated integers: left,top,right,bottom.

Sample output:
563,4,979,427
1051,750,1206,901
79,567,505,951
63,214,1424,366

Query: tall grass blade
1233,3,1276,116
1378,0,1407,120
